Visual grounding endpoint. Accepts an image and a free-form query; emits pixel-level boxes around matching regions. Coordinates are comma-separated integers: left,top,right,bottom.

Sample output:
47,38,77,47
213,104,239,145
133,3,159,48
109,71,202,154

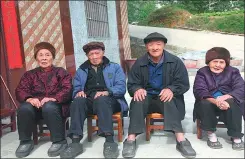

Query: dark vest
84,64,107,97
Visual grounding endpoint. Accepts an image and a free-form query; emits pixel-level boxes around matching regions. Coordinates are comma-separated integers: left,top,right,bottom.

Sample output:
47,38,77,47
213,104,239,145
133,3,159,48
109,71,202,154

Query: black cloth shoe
60,143,83,158
207,139,223,149
176,139,196,158
15,141,34,158
103,142,119,158
231,138,244,151
122,139,136,158
48,142,68,157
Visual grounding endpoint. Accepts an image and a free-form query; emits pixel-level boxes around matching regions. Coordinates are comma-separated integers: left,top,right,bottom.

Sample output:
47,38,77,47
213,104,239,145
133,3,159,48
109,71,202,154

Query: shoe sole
122,153,136,158
48,144,68,157
208,146,223,149
60,151,83,158
122,147,136,158
60,150,84,159
232,147,244,151
104,150,119,158
16,145,34,158
176,147,196,159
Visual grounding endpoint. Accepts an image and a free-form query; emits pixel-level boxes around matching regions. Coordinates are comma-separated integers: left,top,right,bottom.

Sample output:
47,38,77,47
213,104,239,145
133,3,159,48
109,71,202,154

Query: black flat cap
83,41,105,54
144,32,168,44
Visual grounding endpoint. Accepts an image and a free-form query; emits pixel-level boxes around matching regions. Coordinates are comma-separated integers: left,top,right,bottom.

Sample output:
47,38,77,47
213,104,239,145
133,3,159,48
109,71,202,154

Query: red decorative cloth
1,1,23,69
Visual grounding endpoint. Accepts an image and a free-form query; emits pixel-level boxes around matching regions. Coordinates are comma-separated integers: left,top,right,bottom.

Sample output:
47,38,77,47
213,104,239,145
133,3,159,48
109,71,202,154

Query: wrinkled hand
216,94,232,105
75,91,87,98
159,88,173,102
216,100,230,110
94,91,109,99
133,89,147,102
40,97,57,105
26,98,41,108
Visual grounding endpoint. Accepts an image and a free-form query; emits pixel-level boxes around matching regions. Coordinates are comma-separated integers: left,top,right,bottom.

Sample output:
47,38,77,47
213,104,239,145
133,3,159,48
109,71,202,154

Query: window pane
84,0,109,38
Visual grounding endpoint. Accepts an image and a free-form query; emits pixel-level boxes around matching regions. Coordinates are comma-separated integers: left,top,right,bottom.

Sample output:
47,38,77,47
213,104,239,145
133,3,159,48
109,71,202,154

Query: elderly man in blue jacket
60,42,128,159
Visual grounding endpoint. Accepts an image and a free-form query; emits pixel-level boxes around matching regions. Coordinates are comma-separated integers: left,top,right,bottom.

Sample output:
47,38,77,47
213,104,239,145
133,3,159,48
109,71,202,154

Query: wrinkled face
87,49,104,66
36,49,53,68
146,40,165,59
208,59,226,74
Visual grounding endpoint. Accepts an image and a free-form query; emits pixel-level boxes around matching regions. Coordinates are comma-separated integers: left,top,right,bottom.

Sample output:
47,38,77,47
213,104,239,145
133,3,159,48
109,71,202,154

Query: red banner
1,1,23,69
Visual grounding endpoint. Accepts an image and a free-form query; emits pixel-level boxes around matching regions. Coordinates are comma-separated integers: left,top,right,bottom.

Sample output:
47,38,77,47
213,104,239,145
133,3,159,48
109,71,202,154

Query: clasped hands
75,91,109,99
26,97,57,108
215,94,232,110
133,88,173,102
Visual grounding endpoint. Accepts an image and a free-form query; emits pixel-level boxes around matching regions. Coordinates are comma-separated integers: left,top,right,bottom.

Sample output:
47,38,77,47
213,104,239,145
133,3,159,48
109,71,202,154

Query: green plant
197,10,244,17
185,16,210,28
127,0,157,23
209,14,244,33
185,13,244,34
158,0,244,14
146,6,192,28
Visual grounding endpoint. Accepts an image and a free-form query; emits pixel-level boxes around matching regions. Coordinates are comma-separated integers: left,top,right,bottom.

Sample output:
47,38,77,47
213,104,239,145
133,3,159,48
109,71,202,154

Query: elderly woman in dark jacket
193,47,244,150
15,42,72,158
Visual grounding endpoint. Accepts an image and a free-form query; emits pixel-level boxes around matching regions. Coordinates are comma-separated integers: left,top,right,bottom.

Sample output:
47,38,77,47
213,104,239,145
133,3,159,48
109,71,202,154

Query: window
84,0,110,38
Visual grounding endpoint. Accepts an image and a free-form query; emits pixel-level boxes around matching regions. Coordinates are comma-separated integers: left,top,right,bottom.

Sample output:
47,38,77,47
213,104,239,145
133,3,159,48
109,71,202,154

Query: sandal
207,139,223,149
231,138,244,151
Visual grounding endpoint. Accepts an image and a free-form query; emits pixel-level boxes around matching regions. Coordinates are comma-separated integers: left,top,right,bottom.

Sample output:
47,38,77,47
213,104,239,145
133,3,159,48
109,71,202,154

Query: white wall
69,1,120,69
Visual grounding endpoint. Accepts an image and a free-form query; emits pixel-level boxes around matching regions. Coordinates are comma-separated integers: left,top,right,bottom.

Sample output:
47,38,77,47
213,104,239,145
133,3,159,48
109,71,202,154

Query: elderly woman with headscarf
193,47,244,150
15,42,72,158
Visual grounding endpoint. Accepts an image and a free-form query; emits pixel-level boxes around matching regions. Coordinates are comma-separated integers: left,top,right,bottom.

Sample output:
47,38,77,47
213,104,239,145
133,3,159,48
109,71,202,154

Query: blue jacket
72,57,128,113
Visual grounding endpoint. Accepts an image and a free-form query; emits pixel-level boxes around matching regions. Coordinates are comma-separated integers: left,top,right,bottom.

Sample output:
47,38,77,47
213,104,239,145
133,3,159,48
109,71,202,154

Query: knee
225,99,238,108
226,100,241,111
70,97,86,110
198,100,214,110
162,98,175,106
130,97,147,107
18,102,34,115
129,98,148,114
42,101,59,113
93,96,110,106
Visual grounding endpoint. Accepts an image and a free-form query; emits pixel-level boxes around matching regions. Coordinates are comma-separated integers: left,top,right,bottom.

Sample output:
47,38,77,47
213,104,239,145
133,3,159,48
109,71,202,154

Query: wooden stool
33,117,69,145
196,119,226,139
146,113,164,141
87,112,123,142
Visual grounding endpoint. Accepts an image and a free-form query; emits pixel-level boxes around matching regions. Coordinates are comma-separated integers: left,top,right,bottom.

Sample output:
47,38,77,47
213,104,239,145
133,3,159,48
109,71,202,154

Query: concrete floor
1,74,244,158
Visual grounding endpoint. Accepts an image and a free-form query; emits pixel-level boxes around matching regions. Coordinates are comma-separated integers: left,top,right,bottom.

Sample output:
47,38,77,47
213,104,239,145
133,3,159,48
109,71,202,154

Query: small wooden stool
146,113,164,141
196,119,226,139
33,117,69,145
87,112,123,142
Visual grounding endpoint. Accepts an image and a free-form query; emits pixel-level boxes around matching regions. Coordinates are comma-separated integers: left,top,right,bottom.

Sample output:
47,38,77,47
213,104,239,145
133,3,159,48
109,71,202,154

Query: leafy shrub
208,14,244,34
185,13,244,34
146,6,192,28
197,10,244,17
127,1,157,24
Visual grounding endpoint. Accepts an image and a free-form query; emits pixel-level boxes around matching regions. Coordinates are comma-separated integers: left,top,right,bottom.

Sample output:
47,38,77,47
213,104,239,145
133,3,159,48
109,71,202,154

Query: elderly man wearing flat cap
122,32,196,158
60,42,128,158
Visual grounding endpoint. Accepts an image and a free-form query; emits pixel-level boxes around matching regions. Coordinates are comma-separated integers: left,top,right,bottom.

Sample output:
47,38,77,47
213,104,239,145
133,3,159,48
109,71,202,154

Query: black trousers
128,95,183,135
68,96,121,138
17,101,65,143
196,99,243,138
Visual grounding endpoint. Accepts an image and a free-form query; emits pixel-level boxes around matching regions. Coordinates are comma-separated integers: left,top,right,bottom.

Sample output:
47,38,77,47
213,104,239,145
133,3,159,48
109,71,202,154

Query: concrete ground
1,73,244,158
